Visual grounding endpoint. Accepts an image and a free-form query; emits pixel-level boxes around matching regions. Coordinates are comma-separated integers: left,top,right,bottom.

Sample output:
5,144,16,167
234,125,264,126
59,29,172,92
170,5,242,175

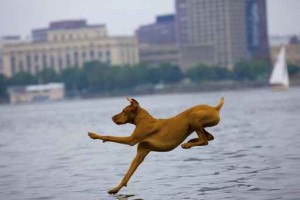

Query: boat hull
271,84,289,91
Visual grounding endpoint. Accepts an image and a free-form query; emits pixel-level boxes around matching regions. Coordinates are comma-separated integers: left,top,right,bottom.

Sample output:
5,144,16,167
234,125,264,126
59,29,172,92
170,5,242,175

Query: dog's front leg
108,144,150,194
88,132,108,142
88,132,138,146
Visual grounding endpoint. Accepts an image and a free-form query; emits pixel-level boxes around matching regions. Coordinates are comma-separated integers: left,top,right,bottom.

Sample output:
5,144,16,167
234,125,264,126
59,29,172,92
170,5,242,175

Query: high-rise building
176,0,249,70
136,14,179,66
246,0,270,60
136,14,177,45
2,20,139,78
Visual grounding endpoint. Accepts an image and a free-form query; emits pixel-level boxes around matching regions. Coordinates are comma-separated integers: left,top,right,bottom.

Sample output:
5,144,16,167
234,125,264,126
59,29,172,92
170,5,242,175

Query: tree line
1,60,300,99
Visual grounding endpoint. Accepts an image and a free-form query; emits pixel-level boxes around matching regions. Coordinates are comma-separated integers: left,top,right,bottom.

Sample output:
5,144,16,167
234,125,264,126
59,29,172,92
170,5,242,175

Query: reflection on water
0,87,300,200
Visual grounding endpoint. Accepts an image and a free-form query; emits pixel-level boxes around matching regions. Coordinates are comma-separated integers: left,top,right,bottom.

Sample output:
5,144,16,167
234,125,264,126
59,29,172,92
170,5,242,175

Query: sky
0,0,300,38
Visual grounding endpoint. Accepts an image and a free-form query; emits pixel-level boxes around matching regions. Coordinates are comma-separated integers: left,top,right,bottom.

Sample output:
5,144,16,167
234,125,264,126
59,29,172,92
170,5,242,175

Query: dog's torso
136,104,220,152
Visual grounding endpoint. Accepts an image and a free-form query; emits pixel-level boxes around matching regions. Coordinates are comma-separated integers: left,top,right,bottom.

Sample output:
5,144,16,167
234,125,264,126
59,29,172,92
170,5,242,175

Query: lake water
0,87,300,200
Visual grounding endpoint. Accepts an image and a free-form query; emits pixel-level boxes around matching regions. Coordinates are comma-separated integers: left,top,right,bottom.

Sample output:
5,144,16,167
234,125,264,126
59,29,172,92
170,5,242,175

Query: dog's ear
131,99,139,107
126,96,132,103
126,97,139,107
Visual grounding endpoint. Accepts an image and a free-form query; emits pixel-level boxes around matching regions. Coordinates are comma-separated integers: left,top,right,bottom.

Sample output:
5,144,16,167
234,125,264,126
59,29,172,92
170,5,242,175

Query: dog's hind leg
181,128,208,149
88,132,138,146
187,138,200,143
108,143,150,194
203,128,214,141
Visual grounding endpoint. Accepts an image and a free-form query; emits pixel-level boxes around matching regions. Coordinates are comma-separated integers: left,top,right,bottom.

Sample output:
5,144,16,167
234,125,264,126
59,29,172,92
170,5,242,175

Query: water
0,88,300,200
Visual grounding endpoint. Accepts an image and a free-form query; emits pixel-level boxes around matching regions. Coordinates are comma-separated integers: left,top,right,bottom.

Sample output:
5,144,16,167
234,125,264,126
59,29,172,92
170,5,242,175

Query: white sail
269,47,289,88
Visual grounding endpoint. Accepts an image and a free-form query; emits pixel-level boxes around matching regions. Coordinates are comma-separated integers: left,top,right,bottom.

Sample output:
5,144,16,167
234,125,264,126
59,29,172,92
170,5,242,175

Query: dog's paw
181,143,191,149
88,132,98,139
108,187,120,194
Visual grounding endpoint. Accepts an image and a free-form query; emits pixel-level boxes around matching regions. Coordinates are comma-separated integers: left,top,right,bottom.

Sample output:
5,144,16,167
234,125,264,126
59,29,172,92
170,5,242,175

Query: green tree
186,64,231,82
233,60,270,81
129,64,158,86
61,67,87,90
288,63,300,76
36,68,60,84
10,72,37,86
157,63,184,84
106,66,130,90
146,66,161,84
82,61,111,92
214,67,233,80
0,74,8,97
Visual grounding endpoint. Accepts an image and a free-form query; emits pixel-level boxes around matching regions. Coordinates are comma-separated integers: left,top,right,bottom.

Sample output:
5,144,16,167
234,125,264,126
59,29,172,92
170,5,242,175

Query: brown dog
88,97,224,194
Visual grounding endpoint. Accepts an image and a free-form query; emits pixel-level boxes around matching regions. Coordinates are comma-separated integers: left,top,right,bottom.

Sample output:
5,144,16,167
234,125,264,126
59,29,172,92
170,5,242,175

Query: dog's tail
215,97,224,111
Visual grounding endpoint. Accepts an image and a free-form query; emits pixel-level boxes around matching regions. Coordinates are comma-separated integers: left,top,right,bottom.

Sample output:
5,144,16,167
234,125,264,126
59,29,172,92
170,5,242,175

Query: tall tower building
176,0,249,70
246,0,270,60
136,14,177,45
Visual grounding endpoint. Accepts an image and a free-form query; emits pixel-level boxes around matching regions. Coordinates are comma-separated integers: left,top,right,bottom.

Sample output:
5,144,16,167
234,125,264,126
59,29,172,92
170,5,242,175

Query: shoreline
76,80,300,100
1,80,299,104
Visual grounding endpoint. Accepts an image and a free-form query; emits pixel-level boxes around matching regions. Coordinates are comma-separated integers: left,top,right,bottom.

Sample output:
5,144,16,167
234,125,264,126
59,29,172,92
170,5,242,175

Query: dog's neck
133,107,155,125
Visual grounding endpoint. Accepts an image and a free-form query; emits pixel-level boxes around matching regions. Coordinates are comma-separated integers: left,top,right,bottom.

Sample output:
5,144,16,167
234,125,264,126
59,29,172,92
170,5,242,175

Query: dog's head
112,97,139,125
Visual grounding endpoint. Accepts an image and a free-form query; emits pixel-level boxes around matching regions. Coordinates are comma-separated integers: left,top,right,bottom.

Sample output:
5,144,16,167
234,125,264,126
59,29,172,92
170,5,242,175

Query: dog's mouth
115,121,125,125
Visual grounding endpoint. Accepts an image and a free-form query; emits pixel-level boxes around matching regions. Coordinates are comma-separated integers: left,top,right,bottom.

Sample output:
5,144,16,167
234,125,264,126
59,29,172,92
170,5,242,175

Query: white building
0,35,21,74
2,20,139,78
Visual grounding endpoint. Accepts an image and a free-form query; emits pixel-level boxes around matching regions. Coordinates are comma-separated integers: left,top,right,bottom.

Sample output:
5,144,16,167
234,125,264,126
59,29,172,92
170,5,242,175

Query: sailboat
269,46,289,90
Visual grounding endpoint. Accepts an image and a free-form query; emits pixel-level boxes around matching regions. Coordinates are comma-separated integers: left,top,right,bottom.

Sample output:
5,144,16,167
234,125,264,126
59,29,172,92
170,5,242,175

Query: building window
74,51,79,67
66,53,71,67
58,57,63,71
35,65,39,73
42,54,47,69
26,55,32,73
11,56,16,75
50,55,55,68
82,51,86,62
106,50,110,58
34,54,39,62
106,50,111,64
90,50,94,60
98,51,102,61
19,60,24,72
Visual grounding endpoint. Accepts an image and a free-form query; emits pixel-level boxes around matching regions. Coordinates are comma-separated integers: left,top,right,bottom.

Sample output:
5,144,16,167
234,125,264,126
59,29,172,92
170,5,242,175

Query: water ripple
0,88,300,199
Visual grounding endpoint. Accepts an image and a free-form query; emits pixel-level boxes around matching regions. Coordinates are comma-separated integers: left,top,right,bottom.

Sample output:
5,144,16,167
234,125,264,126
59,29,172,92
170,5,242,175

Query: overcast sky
0,0,299,38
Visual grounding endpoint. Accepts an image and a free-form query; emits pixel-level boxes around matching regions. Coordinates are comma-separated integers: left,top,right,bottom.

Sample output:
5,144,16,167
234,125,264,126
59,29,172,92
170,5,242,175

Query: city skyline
0,0,300,39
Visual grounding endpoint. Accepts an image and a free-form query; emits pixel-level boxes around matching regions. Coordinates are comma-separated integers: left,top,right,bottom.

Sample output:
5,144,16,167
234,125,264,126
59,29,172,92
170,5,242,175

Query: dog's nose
112,115,117,121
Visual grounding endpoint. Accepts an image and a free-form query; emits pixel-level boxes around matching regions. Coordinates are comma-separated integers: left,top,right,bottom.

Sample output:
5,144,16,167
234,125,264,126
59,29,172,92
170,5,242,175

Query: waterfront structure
136,14,179,66
7,83,65,104
2,20,139,78
246,0,270,60
175,0,267,70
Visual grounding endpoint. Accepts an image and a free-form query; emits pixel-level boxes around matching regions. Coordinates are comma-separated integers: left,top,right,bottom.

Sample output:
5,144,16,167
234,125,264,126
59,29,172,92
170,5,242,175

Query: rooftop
32,19,105,33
